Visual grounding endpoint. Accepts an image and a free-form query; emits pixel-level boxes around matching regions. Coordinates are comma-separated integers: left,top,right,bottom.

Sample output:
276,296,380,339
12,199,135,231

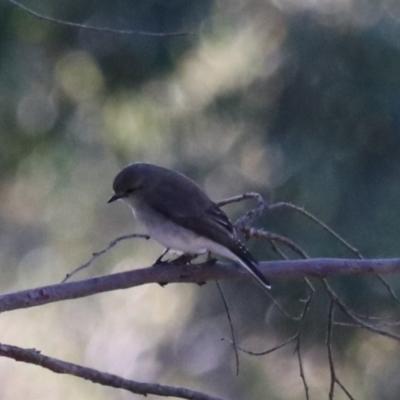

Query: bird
108,163,271,290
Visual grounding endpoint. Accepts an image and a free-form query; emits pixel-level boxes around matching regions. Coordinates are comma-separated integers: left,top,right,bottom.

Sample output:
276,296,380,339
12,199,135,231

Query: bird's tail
231,241,271,291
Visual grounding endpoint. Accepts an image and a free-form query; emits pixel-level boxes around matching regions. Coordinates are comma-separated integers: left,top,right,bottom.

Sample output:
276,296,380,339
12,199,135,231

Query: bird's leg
155,248,172,287
190,251,216,286
169,253,198,265
153,248,170,265
206,251,218,265
154,249,198,266
155,250,197,287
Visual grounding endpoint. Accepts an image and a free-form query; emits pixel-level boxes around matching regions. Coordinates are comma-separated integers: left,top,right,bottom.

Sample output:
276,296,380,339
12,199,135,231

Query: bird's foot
153,248,171,266
169,253,198,265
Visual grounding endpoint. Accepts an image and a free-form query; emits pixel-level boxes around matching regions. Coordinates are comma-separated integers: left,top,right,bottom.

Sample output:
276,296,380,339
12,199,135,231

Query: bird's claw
170,254,197,265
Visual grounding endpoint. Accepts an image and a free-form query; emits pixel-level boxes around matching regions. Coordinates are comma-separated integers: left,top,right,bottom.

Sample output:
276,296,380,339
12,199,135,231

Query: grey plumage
108,163,271,290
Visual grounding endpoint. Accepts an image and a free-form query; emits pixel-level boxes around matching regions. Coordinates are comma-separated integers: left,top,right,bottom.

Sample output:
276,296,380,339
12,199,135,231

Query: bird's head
108,163,148,203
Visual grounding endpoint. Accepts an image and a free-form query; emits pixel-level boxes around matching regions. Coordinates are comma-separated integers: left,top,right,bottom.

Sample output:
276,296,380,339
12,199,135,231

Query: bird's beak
107,193,121,203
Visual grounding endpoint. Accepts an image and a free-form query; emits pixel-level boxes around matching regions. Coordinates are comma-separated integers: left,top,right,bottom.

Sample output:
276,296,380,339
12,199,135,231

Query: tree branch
1,258,400,313
0,343,224,400
6,0,194,37
61,233,150,283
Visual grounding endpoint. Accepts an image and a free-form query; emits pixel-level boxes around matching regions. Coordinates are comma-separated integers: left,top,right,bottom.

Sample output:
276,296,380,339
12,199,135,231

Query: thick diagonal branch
0,343,224,400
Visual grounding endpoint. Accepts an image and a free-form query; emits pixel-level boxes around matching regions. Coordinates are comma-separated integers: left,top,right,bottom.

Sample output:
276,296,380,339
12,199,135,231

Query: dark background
0,0,400,398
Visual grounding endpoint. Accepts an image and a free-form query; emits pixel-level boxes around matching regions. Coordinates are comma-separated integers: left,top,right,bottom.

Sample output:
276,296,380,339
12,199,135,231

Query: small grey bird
108,163,271,290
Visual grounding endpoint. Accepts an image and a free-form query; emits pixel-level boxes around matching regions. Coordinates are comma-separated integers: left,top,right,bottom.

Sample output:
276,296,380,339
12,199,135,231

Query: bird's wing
147,189,246,259
147,190,236,242
147,191,271,290
143,173,236,237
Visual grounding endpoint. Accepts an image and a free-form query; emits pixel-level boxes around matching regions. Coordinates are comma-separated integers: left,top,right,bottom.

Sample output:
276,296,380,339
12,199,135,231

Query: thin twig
247,196,398,307
336,380,356,400
335,318,400,328
247,228,309,259
263,291,302,321
234,228,303,319
348,309,397,322
256,235,310,322
6,0,194,37
221,335,297,356
217,192,267,233
217,192,265,208
375,274,399,302
326,301,355,400
270,240,290,260
62,233,150,283
293,281,314,400
268,202,362,258
327,300,335,399
303,277,316,293
322,279,400,342
268,201,399,302
216,281,240,376
235,197,266,231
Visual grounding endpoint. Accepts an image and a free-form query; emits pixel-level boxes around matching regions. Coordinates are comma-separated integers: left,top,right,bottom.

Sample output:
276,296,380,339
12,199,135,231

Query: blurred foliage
1,0,400,399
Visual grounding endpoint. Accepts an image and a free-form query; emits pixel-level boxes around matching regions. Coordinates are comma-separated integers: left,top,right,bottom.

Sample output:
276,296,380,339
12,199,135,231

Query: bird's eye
126,183,144,195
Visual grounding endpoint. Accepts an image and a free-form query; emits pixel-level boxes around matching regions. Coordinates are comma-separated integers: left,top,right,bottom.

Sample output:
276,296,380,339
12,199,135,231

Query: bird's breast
125,199,208,254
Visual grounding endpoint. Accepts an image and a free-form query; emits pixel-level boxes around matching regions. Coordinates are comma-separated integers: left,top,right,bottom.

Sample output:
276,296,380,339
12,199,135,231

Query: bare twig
263,292,302,321
269,239,290,260
0,343,224,400
266,233,314,400
217,192,267,232
249,232,310,320
246,228,309,259
234,196,266,231
268,202,362,258
62,233,150,283
216,281,240,375
347,309,397,322
326,301,355,400
322,279,400,342
217,192,265,209
226,278,313,400
335,319,400,328
267,201,399,303
221,335,297,356
336,380,356,400
6,0,194,37
327,301,336,400
375,274,399,302
293,281,314,400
